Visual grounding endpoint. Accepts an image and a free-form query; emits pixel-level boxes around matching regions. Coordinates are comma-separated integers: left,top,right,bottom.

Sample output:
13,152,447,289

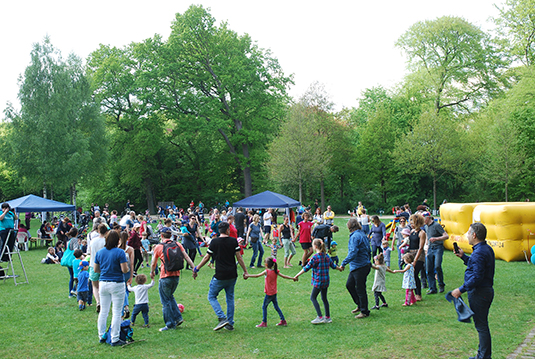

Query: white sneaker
323,317,332,323
311,316,324,324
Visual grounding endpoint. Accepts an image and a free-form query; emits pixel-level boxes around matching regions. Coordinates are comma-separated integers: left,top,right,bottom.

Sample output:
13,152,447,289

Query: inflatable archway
441,202,535,262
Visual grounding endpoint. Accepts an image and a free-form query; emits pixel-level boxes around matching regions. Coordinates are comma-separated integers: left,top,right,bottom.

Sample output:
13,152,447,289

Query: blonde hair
410,214,425,230
312,238,326,253
253,214,260,224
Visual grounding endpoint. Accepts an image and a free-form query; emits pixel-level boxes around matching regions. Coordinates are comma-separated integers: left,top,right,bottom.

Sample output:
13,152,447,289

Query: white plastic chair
16,232,29,251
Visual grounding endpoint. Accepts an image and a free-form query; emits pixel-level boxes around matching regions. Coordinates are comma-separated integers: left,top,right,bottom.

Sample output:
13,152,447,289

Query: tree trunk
145,177,156,214
320,178,325,213
340,175,344,200
242,143,252,197
505,182,508,202
298,175,303,203
433,175,437,214
43,181,47,199
72,184,77,207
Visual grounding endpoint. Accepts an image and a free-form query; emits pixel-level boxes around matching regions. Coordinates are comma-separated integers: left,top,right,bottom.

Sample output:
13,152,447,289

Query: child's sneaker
276,320,287,326
371,305,380,310
323,317,332,323
79,304,83,311
256,321,267,328
380,303,388,308
142,324,150,328
311,316,324,324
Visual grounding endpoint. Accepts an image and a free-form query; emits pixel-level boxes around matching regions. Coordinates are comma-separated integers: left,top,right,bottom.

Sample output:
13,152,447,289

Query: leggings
413,260,425,296
311,287,330,318
133,249,143,273
374,291,386,306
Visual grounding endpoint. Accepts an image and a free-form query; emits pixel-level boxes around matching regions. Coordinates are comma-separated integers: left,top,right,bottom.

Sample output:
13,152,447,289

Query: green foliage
397,16,509,114
3,37,106,198
494,0,535,65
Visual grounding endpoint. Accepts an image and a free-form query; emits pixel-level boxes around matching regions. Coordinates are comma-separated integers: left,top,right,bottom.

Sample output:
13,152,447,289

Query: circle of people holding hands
44,200,491,359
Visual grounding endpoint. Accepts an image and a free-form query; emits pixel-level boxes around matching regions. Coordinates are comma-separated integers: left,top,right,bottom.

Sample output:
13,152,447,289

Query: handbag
60,240,75,267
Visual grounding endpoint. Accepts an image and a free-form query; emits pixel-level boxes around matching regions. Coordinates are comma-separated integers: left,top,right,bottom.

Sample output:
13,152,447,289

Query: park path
508,326,535,358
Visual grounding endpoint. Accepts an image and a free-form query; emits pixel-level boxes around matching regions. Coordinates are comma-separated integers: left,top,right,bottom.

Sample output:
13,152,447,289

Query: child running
294,238,342,324
370,253,394,310
393,253,417,306
127,274,155,328
246,257,294,327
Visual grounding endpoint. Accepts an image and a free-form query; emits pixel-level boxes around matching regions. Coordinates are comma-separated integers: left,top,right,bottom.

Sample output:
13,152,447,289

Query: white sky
0,0,502,115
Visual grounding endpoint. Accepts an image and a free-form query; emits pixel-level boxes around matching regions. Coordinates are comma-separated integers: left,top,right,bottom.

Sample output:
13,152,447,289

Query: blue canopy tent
6,194,75,213
233,191,300,209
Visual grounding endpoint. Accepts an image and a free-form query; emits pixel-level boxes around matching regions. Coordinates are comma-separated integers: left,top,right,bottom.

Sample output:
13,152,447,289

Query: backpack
161,240,184,272
103,319,134,344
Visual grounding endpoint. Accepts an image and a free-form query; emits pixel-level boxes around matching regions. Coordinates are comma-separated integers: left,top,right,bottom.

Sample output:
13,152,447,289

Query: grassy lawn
1,217,532,358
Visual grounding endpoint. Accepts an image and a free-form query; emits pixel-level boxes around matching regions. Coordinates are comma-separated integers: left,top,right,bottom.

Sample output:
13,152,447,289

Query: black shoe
426,290,437,295
380,303,388,308
99,337,107,344
111,339,127,346
224,323,234,331
371,305,380,310
214,318,229,331
176,319,184,327
298,261,302,266
438,285,445,293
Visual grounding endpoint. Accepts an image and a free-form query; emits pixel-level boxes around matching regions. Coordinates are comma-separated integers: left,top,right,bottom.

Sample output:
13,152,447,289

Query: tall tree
482,105,525,201
3,37,106,200
146,5,292,197
394,112,467,212
494,0,535,65
396,16,509,114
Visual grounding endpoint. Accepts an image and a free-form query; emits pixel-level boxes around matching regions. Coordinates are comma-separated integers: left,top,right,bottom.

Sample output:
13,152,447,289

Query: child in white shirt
127,274,155,327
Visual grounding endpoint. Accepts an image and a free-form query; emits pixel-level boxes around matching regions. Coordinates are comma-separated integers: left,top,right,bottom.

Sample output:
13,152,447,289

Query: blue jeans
262,294,285,323
426,245,445,292
468,287,494,359
208,277,237,325
132,303,150,325
159,276,182,328
123,272,130,310
250,240,264,267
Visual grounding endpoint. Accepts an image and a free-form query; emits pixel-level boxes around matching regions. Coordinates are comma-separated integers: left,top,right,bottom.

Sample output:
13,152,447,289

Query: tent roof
6,194,75,213
233,191,300,209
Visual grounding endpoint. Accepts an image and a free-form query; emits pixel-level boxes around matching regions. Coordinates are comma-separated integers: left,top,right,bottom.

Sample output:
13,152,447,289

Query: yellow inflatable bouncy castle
441,202,535,262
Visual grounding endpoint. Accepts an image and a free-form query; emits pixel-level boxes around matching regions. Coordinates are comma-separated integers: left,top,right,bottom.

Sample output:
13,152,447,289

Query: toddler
71,249,85,295
328,241,339,265
370,253,394,310
294,238,342,324
381,240,392,268
247,257,294,327
266,236,281,259
127,274,155,327
399,228,411,255
141,233,151,268
43,247,60,264
393,253,417,306
77,260,90,310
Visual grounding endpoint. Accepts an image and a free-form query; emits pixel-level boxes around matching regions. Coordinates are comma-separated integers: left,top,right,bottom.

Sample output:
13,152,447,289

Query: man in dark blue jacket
452,223,495,359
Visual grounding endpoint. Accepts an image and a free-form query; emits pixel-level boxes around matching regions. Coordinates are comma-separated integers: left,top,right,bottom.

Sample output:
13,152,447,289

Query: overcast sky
0,0,502,116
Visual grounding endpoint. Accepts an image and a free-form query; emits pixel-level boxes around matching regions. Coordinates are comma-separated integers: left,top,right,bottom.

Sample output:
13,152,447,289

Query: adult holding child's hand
340,218,371,319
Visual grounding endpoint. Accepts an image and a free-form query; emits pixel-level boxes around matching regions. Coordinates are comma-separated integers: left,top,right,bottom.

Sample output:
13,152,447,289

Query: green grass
1,217,533,358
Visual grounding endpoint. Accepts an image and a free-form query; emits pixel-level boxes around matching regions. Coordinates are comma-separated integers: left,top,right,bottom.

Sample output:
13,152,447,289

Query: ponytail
313,238,326,253
266,257,278,272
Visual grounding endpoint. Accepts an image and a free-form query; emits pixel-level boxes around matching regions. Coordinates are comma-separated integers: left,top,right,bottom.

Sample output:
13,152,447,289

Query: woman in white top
313,207,323,225
360,209,370,235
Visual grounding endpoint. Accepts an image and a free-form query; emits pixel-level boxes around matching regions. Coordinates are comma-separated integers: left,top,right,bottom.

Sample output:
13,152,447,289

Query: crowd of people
0,198,493,357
